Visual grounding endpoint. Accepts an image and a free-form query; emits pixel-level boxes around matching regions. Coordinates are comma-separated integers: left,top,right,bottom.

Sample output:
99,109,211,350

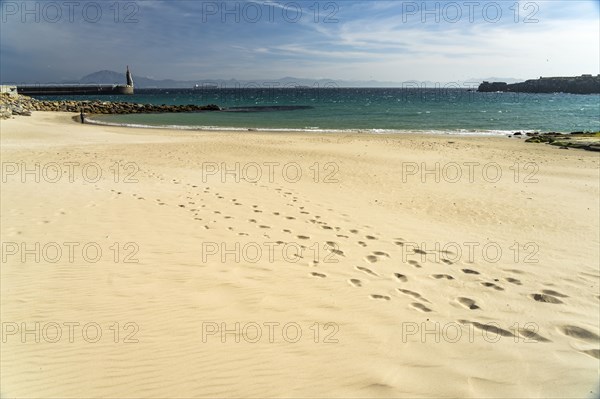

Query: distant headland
478,74,600,94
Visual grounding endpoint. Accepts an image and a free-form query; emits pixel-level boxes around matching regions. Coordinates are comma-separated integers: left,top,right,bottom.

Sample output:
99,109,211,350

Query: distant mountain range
55,70,524,89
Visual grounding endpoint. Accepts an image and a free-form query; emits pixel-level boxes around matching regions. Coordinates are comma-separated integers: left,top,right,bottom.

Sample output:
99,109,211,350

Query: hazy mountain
59,70,522,88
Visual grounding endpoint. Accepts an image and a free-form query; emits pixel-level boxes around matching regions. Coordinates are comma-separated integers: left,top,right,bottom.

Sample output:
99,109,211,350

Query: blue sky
1,0,598,83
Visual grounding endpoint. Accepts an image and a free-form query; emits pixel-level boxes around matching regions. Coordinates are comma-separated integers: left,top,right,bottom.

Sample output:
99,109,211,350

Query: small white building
0,85,18,97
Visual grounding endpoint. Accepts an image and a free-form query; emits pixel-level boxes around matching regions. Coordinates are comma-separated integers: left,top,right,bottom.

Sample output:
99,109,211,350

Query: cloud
1,0,598,82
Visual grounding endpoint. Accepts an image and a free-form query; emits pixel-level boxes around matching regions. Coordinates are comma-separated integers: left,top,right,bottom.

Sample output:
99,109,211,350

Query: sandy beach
1,111,599,398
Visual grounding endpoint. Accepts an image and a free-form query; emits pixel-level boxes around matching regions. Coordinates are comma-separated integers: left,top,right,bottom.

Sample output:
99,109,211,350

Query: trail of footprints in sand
106,171,597,355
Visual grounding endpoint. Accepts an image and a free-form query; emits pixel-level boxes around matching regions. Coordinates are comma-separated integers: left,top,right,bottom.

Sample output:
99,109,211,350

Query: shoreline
2,111,599,398
82,113,527,137
82,113,600,150
5,92,599,137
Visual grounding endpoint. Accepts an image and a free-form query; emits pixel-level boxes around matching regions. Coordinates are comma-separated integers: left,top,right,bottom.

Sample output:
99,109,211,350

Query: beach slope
1,112,598,398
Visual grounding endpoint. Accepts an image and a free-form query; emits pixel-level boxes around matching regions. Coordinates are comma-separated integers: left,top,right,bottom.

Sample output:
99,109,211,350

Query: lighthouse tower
122,66,134,94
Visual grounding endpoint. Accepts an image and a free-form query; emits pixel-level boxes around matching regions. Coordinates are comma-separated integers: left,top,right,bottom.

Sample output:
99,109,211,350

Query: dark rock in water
223,105,313,112
513,132,522,136
478,82,509,92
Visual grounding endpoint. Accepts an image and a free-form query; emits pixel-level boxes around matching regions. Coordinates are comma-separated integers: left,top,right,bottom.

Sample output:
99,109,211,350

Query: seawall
17,85,134,96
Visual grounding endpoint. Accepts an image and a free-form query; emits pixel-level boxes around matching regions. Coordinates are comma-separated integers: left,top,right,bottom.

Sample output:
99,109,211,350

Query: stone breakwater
0,93,220,119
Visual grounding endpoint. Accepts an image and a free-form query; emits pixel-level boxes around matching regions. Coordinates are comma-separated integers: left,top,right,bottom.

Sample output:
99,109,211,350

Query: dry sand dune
1,112,599,398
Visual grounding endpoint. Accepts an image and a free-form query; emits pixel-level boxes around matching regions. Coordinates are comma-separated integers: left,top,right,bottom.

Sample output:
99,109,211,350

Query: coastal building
0,85,18,97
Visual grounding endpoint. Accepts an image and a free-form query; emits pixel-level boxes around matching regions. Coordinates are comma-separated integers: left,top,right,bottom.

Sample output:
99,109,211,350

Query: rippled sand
1,112,598,398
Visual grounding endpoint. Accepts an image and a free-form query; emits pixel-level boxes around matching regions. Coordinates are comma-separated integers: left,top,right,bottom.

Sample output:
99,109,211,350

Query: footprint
462,269,480,275
372,251,389,257
505,269,524,275
330,249,345,257
311,272,327,278
365,255,378,263
394,241,404,246
541,289,568,298
432,274,454,280
581,349,600,359
557,325,600,342
505,277,522,285
408,260,422,268
357,241,367,247
462,321,515,338
297,235,310,240
397,289,430,303
394,273,408,282
349,279,362,287
442,259,453,265
356,266,378,276
365,235,377,240
410,302,432,312
370,294,391,301
516,328,551,343
350,229,359,234
531,293,563,304
481,282,504,291
457,297,480,310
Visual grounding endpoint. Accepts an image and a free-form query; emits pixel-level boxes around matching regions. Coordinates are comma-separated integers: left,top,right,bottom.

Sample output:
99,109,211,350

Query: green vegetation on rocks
524,132,600,152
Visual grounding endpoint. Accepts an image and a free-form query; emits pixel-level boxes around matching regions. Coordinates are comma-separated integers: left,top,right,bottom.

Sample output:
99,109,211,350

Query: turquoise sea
37,88,600,134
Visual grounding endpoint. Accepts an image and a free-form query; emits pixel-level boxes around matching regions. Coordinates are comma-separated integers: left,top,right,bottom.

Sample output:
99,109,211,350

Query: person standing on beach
80,109,85,124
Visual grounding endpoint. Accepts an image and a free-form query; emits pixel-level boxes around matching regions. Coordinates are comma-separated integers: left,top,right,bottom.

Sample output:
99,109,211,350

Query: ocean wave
222,105,314,112
84,117,527,136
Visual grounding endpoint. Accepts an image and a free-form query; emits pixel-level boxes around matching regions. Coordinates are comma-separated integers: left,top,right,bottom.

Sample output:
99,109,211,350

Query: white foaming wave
85,118,526,136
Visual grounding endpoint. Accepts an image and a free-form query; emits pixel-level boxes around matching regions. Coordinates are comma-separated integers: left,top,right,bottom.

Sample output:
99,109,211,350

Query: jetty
16,66,135,96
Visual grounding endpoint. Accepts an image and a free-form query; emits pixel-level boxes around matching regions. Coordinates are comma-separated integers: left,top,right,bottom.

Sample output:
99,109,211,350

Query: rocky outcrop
477,82,509,92
523,131,600,151
0,93,220,119
478,75,600,94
